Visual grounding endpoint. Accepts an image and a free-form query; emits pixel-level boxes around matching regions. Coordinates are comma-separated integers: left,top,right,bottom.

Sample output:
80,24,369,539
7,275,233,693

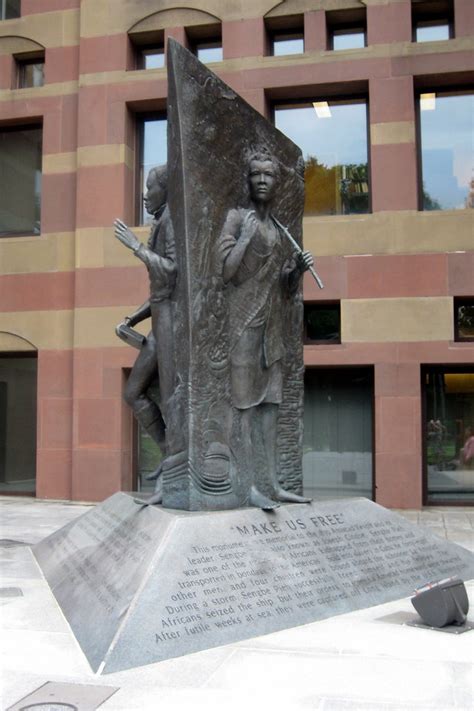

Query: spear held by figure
271,214,324,289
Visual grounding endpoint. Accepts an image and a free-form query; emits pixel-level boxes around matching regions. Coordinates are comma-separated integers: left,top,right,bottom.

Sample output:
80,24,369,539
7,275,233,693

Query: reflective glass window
303,368,373,500
18,59,44,87
0,125,42,235
332,29,365,51
138,116,167,225
424,367,474,503
140,48,165,69
415,21,450,42
196,41,223,63
275,99,369,215
272,33,304,56
1,0,20,19
419,91,473,211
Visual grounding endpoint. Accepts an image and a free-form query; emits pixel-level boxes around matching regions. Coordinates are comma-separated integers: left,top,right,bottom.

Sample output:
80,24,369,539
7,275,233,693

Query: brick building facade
0,0,472,507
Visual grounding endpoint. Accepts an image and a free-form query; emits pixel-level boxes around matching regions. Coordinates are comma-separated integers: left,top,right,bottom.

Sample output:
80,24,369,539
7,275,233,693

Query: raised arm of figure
114,218,141,253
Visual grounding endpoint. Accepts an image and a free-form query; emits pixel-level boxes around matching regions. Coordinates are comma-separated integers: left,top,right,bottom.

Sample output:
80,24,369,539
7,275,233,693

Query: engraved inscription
150,511,470,646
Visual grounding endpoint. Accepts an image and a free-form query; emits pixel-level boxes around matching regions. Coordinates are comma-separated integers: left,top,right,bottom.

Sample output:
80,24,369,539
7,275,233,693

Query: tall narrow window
0,0,20,20
303,368,374,500
423,367,474,503
137,115,167,225
0,125,42,236
418,90,473,211
275,98,369,215
0,355,37,496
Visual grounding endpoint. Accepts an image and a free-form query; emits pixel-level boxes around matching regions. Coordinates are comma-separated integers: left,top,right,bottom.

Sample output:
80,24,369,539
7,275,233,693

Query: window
454,298,474,342
418,90,473,211
327,8,367,51
274,98,369,216
0,125,42,236
303,367,374,500
137,114,167,225
17,56,45,88
195,40,223,63
129,29,165,70
137,46,165,70
266,15,304,56
271,32,304,56
304,303,341,343
187,24,223,63
0,0,20,20
423,366,474,503
413,0,453,42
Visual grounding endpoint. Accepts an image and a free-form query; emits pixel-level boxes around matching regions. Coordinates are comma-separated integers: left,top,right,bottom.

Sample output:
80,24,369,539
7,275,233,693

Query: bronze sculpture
216,149,313,509
114,40,321,511
114,165,178,502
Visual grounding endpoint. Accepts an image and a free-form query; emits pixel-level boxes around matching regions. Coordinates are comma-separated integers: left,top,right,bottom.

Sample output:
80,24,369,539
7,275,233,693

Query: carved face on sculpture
248,159,277,204
144,165,167,216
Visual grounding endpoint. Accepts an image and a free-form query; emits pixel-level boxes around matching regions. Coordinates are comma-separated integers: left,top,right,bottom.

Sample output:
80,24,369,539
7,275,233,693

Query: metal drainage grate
7,682,119,711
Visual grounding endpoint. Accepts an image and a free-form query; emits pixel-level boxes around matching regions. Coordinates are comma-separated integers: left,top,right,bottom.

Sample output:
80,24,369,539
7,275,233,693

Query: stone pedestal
33,493,474,674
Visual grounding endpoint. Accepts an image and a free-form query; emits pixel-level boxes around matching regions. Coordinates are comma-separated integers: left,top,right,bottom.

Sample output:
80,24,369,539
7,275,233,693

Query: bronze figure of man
114,165,176,500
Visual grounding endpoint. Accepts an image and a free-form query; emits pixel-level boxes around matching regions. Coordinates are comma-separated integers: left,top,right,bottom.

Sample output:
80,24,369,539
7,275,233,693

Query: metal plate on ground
406,619,474,634
376,611,474,633
6,681,119,711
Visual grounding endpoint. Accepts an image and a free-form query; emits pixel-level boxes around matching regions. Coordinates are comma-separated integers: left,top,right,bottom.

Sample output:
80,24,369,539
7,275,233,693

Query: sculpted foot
145,461,163,481
274,487,312,504
250,485,280,511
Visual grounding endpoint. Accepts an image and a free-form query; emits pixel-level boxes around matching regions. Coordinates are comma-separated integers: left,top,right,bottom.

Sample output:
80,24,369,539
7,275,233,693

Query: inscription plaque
33,493,474,674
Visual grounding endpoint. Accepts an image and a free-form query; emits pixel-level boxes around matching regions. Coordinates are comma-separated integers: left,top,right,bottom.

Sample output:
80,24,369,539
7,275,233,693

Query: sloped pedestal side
33,493,474,674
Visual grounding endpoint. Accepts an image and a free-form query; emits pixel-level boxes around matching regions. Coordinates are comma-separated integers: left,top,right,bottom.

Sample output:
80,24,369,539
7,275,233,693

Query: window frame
326,8,367,52
265,14,304,57
186,23,223,64
304,301,342,345
0,122,43,238
272,93,372,217
454,298,474,343
421,364,474,506
16,54,45,89
303,365,375,502
0,0,21,20
136,45,165,71
271,30,305,56
135,111,167,226
415,86,474,212
412,0,454,43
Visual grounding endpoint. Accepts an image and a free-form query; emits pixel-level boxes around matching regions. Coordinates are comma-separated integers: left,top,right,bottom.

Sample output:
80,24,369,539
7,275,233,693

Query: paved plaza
0,496,473,711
